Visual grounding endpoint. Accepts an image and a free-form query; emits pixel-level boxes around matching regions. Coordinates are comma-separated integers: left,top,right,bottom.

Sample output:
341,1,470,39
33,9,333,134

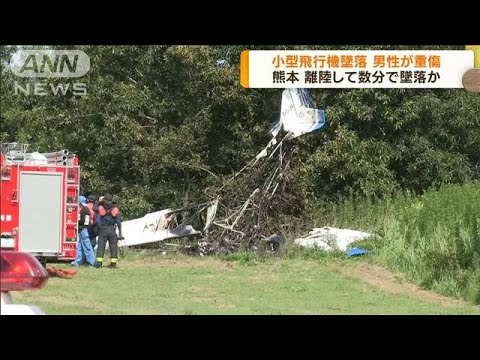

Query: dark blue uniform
95,197,122,268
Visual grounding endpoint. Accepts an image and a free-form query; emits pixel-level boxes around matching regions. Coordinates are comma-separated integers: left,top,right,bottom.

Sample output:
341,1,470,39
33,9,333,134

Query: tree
2,45,478,219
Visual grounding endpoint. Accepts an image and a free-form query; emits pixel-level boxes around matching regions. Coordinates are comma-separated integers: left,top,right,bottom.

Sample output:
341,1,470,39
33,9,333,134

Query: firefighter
86,193,100,249
95,193,123,268
71,195,97,267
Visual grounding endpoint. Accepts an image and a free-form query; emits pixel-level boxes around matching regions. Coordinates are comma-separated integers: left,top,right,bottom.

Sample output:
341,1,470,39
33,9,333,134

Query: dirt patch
339,262,468,307
192,295,234,309
247,275,269,285
189,286,234,309
125,257,236,271
22,294,110,312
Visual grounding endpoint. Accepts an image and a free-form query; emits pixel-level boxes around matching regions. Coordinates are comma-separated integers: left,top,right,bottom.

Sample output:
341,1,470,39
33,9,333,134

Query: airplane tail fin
272,89,326,138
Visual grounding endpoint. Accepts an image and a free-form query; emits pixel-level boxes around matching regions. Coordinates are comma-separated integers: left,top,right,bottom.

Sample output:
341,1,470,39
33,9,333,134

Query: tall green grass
309,181,480,304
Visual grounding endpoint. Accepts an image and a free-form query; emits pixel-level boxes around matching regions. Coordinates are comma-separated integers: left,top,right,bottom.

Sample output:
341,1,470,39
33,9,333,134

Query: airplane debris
119,89,326,256
294,227,378,252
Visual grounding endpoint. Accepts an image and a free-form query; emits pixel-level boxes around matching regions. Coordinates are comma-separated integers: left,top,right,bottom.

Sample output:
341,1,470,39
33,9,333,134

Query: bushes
309,181,480,304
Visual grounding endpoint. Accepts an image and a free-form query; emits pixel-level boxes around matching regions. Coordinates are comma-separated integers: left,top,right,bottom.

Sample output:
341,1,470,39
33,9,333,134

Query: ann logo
11,50,90,78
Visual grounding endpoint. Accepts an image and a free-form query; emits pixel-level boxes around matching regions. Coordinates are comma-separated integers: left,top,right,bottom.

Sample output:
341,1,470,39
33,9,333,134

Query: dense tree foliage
1,45,478,219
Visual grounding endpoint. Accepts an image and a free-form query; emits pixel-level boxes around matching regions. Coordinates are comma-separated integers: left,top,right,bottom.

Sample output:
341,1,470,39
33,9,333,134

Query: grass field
14,251,480,315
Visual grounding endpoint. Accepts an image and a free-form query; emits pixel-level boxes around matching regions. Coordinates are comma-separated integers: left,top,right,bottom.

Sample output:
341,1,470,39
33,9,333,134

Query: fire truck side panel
18,171,63,256
1,148,80,261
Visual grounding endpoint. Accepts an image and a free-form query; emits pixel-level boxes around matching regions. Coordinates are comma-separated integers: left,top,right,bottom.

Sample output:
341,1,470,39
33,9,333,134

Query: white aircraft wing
118,209,201,248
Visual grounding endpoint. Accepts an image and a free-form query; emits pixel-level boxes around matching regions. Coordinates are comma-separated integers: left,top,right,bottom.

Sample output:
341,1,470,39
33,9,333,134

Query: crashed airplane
118,89,326,252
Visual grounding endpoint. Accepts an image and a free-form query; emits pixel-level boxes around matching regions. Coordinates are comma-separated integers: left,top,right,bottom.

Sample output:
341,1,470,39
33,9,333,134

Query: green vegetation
310,181,480,304
14,253,480,315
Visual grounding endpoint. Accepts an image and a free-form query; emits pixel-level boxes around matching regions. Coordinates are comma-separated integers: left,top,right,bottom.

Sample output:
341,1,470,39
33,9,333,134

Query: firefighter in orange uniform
95,193,123,268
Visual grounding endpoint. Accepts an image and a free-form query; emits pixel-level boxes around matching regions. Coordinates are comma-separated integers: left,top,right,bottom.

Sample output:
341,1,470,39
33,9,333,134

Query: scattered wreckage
119,89,335,255
293,227,377,252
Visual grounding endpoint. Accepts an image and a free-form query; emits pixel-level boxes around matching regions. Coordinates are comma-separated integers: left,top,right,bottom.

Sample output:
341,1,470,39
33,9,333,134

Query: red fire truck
1,142,80,263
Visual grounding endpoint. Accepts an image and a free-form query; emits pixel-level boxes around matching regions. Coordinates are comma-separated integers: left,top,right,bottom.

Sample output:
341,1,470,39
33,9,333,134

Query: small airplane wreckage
118,89,326,255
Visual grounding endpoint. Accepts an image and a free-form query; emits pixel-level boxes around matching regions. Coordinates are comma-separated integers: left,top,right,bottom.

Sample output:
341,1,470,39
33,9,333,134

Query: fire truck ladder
1,142,30,163
1,142,75,166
